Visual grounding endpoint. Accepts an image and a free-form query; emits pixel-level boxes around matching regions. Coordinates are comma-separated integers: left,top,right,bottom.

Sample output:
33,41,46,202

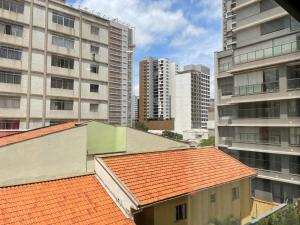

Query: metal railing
287,78,300,90
234,81,279,96
233,133,281,145
234,40,300,65
237,107,280,118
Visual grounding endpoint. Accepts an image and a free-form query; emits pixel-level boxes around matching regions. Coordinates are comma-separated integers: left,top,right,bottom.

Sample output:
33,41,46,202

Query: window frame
175,203,187,221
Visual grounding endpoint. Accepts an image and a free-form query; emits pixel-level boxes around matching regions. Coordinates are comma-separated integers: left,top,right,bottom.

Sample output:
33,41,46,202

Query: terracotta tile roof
102,147,256,206
0,131,20,137
0,175,135,225
0,122,80,147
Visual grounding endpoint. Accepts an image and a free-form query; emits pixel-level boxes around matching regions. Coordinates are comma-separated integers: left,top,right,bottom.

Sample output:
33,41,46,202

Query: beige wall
135,179,252,225
0,126,88,187
126,127,188,153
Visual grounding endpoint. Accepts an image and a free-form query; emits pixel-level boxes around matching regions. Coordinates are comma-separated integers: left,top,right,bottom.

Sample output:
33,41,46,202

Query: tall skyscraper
0,0,134,130
216,0,300,203
139,57,179,122
174,64,210,134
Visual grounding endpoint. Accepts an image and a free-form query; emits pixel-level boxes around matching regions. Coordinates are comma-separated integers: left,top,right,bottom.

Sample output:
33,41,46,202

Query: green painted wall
87,121,126,154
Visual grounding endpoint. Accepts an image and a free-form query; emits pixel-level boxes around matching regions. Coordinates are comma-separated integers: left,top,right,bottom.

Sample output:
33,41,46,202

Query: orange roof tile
0,122,80,147
0,175,135,225
102,147,256,206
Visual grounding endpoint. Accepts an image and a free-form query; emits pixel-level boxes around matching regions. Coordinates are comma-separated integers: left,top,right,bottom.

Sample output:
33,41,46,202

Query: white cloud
73,0,195,48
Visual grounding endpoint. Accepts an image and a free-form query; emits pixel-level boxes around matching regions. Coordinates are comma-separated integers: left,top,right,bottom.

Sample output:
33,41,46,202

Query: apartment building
215,0,300,203
139,57,179,122
174,64,210,134
0,0,134,130
132,95,139,123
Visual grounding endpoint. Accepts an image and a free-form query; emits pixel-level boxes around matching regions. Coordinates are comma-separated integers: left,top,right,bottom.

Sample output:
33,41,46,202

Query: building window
51,55,74,69
0,22,23,37
0,96,20,108
210,194,216,203
52,35,74,49
51,77,74,90
90,64,99,74
52,12,74,28
175,203,187,221
90,84,99,93
90,103,98,112
91,25,99,35
0,0,24,13
90,45,99,54
0,120,19,129
0,70,21,84
50,99,73,110
261,16,290,35
290,128,300,146
291,17,300,32
232,187,240,200
0,46,22,60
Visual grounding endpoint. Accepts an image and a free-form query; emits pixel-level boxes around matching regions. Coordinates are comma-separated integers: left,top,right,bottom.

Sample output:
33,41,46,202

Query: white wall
174,73,191,134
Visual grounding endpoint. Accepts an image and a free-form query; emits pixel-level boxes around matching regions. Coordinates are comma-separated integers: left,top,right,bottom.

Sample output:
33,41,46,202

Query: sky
67,0,222,97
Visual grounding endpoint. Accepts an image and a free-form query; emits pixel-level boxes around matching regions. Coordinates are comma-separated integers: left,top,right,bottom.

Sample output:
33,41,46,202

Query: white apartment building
174,64,210,134
139,57,179,121
0,0,134,130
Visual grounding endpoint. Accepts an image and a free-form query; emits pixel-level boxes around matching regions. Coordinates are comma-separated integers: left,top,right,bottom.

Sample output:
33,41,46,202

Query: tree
209,215,240,225
256,205,300,225
134,122,149,132
199,136,215,147
162,130,183,141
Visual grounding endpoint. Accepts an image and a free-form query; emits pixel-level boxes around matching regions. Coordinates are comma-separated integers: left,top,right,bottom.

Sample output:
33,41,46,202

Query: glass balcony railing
287,78,300,90
234,81,279,96
237,107,280,118
233,133,281,145
219,62,232,72
234,41,300,65
240,157,281,172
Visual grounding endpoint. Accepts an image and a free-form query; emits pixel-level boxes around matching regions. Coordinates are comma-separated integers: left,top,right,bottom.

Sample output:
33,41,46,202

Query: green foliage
256,205,300,225
199,136,215,147
162,130,183,140
208,215,240,225
134,122,149,132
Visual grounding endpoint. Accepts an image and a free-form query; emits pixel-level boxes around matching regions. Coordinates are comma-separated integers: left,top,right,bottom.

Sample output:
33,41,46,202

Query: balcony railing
234,81,279,96
234,40,300,65
287,78,300,90
237,107,280,118
240,157,281,172
219,62,232,73
233,133,281,145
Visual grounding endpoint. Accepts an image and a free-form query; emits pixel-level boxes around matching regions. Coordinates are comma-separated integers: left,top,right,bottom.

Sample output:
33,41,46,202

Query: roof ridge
0,173,95,189
99,147,210,159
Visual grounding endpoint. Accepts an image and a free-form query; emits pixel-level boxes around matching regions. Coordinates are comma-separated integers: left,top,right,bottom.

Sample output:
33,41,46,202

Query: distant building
139,57,179,121
216,0,300,203
132,95,139,123
0,0,134,130
174,64,210,134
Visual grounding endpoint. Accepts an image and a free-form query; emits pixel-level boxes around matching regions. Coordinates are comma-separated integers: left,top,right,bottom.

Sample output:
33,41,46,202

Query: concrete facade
0,0,134,130
174,65,210,134
216,0,300,203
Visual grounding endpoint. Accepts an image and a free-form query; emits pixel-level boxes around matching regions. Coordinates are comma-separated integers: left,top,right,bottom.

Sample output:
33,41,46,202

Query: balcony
233,133,281,146
234,81,279,96
237,107,280,119
287,78,300,90
219,62,232,73
239,157,281,172
234,41,299,65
